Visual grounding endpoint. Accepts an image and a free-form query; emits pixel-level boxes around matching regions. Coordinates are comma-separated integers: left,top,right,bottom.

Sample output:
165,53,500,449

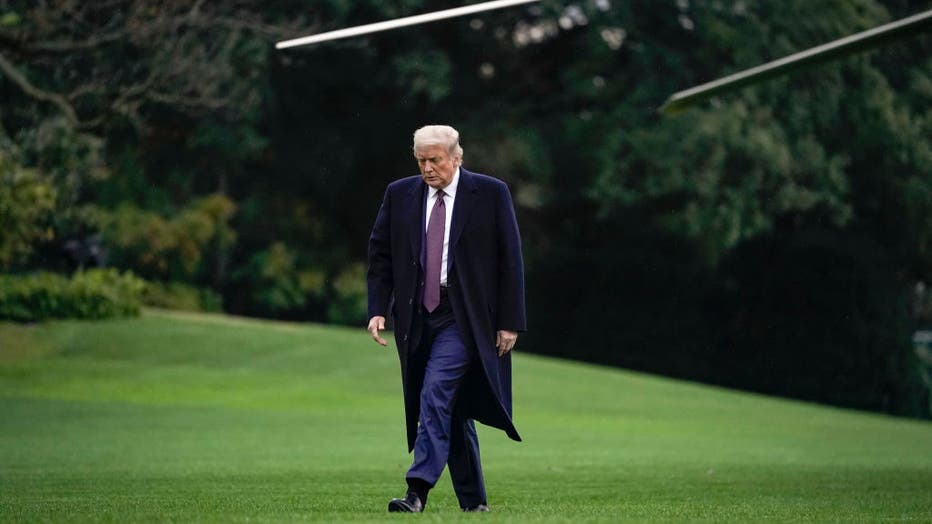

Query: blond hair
412,125,464,160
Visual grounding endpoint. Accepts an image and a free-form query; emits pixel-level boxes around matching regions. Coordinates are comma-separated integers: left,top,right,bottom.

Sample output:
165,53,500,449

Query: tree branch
0,1,317,135
0,51,79,125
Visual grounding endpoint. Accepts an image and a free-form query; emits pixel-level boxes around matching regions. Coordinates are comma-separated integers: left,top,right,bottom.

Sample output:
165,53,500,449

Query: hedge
0,269,145,322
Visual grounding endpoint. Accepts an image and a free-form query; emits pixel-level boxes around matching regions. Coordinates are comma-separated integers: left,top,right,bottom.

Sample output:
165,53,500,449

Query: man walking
366,125,526,512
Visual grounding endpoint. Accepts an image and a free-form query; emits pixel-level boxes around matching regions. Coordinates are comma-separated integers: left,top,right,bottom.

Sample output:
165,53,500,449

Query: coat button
408,298,413,305
403,334,408,341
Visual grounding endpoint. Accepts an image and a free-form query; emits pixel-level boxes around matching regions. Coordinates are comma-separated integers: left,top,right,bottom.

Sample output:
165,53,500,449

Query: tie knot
436,189,446,200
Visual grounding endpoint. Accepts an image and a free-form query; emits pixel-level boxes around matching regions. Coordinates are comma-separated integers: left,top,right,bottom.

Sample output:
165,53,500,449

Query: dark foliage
1,0,930,416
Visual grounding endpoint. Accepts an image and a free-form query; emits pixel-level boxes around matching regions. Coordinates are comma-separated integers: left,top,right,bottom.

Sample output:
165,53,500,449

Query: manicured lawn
1,309,930,522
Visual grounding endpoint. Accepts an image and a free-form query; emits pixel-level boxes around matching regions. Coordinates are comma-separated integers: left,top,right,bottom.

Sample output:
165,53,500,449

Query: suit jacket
367,167,526,451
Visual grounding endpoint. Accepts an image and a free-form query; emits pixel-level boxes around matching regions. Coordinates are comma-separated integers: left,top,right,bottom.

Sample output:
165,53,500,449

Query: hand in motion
368,316,388,346
496,330,518,357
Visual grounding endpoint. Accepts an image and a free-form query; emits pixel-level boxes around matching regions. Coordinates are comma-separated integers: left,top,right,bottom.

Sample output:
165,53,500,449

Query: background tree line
1,0,930,416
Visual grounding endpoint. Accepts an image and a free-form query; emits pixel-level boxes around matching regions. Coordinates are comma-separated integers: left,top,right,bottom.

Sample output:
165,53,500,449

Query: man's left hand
496,330,518,357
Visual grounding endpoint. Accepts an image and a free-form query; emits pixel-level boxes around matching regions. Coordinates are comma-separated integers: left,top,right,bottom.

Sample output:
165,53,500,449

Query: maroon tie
423,190,446,312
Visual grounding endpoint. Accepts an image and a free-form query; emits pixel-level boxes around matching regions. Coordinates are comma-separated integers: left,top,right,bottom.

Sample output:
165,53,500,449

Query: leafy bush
0,269,144,322
141,281,222,312
327,262,367,326
0,148,57,270
231,242,326,317
93,194,236,281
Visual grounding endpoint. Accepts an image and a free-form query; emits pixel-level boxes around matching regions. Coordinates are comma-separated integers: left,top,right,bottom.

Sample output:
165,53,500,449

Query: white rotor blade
661,9,932,114
276,0,541,49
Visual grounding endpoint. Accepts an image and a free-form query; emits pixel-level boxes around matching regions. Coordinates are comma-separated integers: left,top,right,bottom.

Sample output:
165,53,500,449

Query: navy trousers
406,291,487,508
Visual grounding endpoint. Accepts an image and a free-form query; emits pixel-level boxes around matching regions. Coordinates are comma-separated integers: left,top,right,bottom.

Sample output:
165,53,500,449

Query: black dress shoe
388,492,424,513
463,503,490,512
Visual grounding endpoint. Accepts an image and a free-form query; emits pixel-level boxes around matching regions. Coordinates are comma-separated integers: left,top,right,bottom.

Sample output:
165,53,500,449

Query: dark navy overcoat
367,168,526,451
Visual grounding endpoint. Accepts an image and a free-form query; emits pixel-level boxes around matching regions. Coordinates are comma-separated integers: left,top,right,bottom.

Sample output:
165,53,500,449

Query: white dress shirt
424,168,459,286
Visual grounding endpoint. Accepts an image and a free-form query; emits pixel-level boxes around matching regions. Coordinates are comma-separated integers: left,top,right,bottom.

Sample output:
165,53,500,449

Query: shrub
327,262,367,326
0,269,144,322
93,194,236,281
0,150,57,270
141,281,222,312
231,242,326,317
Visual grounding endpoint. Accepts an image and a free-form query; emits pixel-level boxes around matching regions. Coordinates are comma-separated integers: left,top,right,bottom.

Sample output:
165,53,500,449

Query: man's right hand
367,316,388,346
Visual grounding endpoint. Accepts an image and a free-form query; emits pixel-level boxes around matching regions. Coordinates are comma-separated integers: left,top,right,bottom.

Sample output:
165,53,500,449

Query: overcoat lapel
449,170,479,258
405,181,427,263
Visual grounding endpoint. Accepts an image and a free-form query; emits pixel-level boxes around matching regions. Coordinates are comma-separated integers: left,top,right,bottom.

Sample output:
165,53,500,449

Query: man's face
415,144,459,189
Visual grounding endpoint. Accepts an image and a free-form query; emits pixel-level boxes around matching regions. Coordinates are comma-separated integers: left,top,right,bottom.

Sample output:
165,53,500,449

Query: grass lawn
1,309,930,522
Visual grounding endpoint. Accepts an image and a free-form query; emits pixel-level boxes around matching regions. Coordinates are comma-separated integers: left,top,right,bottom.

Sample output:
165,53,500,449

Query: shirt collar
429,167,460,199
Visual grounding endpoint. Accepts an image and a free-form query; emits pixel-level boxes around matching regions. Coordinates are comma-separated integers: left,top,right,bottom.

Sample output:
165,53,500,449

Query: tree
0,0,314,286
0,0,311,134
0,138,56,270
1,0,929,414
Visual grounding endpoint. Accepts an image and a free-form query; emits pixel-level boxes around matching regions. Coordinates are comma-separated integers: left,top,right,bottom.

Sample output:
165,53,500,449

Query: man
366,125,526,513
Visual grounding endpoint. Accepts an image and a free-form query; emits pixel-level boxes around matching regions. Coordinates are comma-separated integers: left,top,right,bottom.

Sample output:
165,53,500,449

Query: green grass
1,309,930,522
